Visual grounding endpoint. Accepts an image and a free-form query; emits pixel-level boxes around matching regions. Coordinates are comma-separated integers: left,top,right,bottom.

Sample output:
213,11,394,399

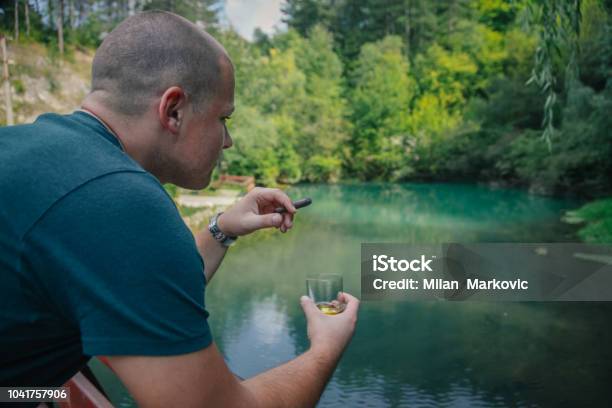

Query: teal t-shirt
0,112,212,387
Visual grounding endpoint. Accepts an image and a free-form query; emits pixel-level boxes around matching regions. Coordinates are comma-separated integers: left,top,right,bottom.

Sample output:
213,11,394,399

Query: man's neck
78,107,127,151
80,96,162,181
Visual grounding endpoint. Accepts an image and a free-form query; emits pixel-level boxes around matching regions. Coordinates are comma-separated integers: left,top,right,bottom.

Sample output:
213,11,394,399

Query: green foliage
408,44,475,142
446,20,507,92
472,0,519,30
382,0,611,200
303,155,342,183
576,0,611,90
2,0,610,206
164,184,178,199
73,12,106,48
495,129,553,189
348,36,413,180
11,79,25,94
277,141,303,184
282,0,336,36
523,0,582,148
218,26,349,186
502,28,538,78
222,105,281,186
492,80,612,195
564,198,612,243
143,0,219,25
279,0,610,196
290,26,349,161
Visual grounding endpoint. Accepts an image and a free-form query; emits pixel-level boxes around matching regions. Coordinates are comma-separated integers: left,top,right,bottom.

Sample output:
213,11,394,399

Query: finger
338,291,360,314
266,189,296,213
300,295,320,318
282,213,293,230
245,212,283,231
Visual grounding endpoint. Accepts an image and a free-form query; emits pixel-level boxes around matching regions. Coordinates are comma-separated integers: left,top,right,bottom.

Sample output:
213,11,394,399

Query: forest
0,0,610,242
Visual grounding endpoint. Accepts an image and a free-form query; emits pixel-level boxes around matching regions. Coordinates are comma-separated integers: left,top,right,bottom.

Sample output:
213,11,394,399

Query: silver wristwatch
208,212,238,247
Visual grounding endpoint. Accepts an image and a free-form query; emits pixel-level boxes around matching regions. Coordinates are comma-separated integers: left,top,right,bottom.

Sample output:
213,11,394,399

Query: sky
224,0,286,41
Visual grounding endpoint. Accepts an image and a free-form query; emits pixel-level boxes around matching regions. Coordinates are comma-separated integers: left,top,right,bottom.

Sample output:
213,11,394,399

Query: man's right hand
300,292,360,360
105,293,360,408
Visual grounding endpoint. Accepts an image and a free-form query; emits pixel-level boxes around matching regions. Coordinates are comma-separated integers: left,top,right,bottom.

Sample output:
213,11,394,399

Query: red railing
47,357,115,407
57,371,114,408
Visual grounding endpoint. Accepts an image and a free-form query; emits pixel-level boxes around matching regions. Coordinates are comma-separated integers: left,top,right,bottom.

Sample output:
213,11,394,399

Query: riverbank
176,189,242,231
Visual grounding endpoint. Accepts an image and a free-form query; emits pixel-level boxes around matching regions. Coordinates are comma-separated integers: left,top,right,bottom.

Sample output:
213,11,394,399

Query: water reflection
95,183,612,407
222,295,296,376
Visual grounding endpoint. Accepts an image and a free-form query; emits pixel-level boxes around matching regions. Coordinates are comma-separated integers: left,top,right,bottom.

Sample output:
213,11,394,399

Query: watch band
208,212,238,247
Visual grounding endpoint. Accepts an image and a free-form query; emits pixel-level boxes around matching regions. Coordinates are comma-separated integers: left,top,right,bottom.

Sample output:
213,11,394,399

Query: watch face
208,212,236,246
209,214,222,234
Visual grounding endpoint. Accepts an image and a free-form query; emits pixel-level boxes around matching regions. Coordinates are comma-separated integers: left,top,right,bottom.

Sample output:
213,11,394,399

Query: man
0,10,359,407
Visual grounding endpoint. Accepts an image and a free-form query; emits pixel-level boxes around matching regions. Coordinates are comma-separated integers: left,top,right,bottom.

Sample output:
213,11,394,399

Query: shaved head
91,11,228,116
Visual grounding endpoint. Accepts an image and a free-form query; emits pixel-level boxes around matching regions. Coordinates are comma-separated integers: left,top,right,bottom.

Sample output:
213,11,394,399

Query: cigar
274,197,312,213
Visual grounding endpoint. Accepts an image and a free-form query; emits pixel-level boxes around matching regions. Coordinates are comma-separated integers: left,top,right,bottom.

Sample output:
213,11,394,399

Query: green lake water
91,183,612,407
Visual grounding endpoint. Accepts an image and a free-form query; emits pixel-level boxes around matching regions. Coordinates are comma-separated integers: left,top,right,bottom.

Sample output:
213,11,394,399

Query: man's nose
223,129,233,149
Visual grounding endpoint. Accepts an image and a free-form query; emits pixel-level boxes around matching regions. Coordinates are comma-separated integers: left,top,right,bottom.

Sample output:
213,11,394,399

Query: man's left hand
217,187,296,237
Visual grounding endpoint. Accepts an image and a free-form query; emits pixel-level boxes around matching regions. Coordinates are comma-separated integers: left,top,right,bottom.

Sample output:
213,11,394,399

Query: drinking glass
306,274,346,315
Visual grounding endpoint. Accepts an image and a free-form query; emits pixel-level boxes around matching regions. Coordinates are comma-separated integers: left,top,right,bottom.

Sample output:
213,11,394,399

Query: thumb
250,212,283,230
300,295,319,318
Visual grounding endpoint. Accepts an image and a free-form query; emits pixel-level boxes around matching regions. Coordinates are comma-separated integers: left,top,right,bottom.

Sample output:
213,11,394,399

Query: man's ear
158,86,188,134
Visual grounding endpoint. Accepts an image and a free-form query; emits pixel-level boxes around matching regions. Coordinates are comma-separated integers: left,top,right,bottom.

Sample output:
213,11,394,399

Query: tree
348,36,415,180
25,0,30,37
57,0,64,57
524,0,582,148
282,0,335,36
1,35,14,126
286,26,350,179
143,0,221,28
14,0,19,42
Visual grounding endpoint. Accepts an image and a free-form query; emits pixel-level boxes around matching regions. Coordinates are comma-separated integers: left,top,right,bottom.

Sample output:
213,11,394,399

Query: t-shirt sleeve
22,171,212,356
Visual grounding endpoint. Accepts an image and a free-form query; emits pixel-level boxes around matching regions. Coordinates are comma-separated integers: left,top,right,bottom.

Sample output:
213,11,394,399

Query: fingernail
272,214,282,224
300,295,309,302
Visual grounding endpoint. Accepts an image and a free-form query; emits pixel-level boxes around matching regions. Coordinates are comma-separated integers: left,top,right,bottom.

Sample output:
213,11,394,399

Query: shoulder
31,170,183,236
26,171,200,274
0,113,148,238
75,170,176,210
